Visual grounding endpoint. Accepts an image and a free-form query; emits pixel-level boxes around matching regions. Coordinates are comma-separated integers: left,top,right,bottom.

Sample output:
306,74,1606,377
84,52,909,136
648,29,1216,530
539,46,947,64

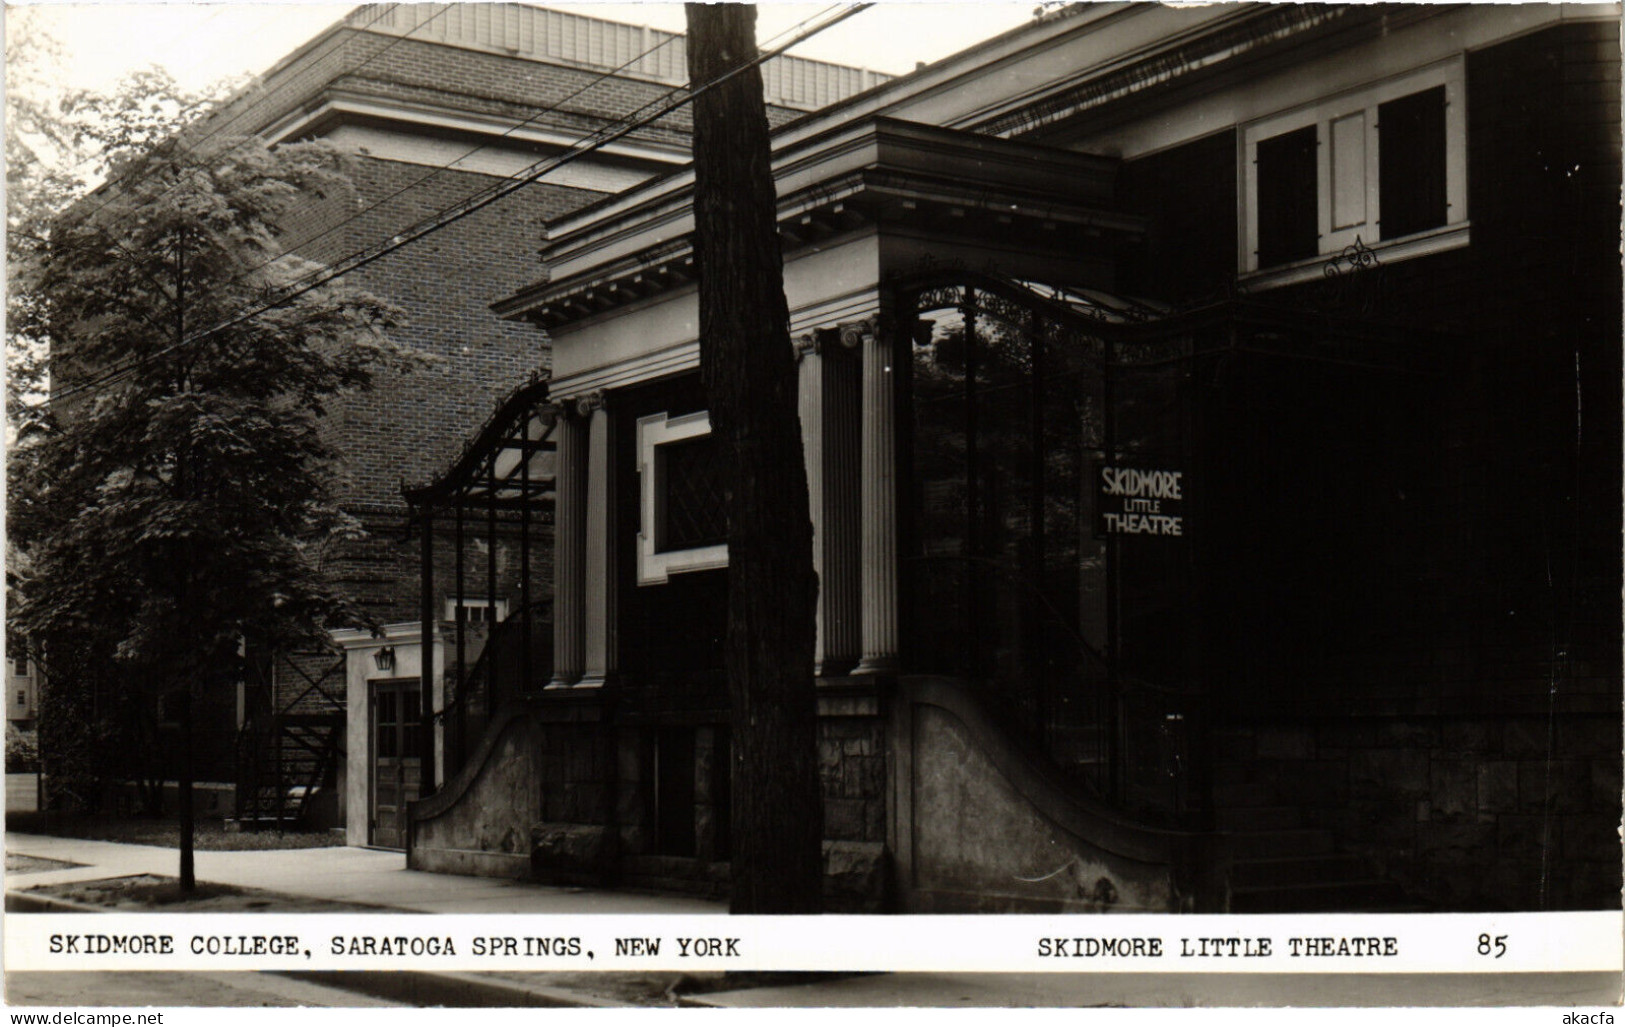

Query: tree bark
684,3,823,914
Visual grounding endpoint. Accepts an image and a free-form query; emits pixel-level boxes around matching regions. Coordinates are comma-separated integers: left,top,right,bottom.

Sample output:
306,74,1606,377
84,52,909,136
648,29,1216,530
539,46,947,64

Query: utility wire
50,4,874,406
220,4,850,303
234,13,689,287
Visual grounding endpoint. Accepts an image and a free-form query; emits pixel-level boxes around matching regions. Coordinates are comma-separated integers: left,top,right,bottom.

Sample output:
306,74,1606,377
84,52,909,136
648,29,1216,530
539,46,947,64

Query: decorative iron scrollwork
1318,235,1389,317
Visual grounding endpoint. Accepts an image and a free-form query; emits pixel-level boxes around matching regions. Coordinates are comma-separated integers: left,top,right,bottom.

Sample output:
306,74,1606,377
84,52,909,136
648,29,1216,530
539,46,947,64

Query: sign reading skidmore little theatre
1096,463,1186,538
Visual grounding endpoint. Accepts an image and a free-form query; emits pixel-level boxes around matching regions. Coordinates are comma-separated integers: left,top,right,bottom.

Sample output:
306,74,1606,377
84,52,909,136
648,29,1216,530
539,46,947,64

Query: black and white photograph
4,0,1621,1018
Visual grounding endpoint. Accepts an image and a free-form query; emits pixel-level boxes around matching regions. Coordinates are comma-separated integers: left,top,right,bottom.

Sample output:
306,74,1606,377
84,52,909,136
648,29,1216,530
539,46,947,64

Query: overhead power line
229,2,849,303
49,4,875,407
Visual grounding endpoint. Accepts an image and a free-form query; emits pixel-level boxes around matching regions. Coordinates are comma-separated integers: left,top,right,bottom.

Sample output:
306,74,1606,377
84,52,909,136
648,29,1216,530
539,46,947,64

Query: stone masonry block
1256,726,1314,760
1561,814,1621,862
1351,749,1429,799
1592,761,1623,813
1557,716,1621,756
1430,760,1477,818
1519,760,1593,813
1502,718,1550,758
1477,762,1519,812
863,798,885,842
824,799,865,840
858,754,886,797
1418,820,1496,858
1441,719,1494,754
1376,720,1439,749
1496,813,1552,858
531,822,605,878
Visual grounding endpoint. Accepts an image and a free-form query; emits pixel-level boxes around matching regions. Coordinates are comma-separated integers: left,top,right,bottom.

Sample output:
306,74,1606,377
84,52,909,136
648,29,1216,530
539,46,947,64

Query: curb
3,888,632,1008
5,891,104,914
281,971,633,1008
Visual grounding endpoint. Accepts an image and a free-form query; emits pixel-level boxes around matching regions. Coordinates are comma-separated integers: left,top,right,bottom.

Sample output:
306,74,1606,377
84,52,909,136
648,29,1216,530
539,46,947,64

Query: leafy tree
7,68,421,881
6,13,231,430
685,3,823,914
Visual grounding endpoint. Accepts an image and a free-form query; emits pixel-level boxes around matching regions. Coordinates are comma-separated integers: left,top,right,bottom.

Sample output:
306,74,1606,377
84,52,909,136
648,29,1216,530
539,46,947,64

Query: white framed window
637,410,728,586
1242,58,1468,280
445,597,508,624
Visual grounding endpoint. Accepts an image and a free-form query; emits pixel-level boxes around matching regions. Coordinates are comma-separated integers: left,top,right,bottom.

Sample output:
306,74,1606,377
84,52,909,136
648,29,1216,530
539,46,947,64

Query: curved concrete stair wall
890,676,1215,912
408,709,542,878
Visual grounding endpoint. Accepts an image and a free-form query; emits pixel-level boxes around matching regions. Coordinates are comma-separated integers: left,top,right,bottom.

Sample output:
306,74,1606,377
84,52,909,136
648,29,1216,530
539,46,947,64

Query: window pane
1379,86,1447,239
660,435,727,551
1256,125,1319,266
1330,111,1367,231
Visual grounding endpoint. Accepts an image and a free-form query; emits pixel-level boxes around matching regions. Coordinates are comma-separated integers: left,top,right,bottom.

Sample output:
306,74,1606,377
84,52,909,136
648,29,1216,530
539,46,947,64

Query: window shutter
1379,86,1448,239
1256,125,1319,267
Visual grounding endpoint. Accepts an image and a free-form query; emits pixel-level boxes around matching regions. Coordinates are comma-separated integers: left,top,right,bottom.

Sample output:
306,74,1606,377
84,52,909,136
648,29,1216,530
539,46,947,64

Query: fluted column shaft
854,320,899,675
548,405,588,687
580,393,616,688
797,328,862,676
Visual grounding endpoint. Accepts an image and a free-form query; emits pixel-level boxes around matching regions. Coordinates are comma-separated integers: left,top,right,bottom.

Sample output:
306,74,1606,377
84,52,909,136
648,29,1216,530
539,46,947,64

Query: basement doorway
369,678,422,849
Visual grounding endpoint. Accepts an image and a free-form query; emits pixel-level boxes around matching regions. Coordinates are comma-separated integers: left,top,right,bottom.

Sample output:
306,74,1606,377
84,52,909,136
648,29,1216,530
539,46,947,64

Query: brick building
414,3,1620,912
166,3,888,842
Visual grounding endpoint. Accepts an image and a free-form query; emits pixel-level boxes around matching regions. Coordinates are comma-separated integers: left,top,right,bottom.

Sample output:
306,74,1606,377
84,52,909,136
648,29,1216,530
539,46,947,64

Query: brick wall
201,25,802,155
281,157,601,509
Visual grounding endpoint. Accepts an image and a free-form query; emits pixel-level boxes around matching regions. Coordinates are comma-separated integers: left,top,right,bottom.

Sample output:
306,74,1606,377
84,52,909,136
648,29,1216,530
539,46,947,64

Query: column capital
541,399,573,423
546,392,607,422
797,322,871,361
837,319,873,351
574,390,607,418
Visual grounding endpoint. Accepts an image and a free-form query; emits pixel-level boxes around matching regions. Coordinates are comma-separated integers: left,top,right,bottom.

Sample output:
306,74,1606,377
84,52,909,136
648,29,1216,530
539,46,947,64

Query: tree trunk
178,691,195,893
684,3,823,914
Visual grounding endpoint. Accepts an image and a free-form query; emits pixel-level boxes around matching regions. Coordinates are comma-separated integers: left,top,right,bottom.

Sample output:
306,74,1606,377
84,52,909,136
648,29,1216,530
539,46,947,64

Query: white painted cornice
259,93,689,168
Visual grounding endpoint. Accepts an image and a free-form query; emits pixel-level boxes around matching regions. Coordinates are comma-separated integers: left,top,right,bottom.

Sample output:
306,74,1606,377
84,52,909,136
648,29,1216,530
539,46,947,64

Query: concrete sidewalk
4,832,722,914
5,833,1618,1009
681,970,1623,1008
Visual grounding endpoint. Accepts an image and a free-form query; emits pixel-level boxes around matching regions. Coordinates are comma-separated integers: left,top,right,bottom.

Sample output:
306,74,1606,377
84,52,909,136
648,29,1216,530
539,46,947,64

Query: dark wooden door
370,680,422,849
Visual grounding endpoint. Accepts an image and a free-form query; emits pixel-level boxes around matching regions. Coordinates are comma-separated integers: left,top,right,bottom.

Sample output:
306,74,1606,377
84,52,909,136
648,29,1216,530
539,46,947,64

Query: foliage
7,67,424,812
6,723,40,772
6,13,236,430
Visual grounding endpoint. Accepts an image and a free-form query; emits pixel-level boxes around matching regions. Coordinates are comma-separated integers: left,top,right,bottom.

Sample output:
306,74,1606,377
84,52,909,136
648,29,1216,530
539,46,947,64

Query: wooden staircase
235,710,344,830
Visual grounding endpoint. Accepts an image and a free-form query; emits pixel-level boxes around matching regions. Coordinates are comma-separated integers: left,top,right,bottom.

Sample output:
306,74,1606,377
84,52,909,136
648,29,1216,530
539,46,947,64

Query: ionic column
854,318,899,675
580,392,616,689
796,331,861,675
548,402,587,688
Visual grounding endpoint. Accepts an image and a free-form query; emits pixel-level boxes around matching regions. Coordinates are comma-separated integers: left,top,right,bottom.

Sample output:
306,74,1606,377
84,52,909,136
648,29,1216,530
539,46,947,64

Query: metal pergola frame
403,375,558,794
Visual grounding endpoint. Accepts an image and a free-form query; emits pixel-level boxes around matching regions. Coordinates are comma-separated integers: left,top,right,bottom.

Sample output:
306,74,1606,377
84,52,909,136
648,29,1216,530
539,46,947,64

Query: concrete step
1229,853,1368,889
1214,805,1302,831
1230,878,1409,914
1224,828,1335,859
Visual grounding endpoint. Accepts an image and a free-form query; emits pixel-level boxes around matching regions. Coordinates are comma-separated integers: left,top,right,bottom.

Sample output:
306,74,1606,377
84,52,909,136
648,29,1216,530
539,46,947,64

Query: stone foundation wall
1213,712,1620,910
819,715,886,845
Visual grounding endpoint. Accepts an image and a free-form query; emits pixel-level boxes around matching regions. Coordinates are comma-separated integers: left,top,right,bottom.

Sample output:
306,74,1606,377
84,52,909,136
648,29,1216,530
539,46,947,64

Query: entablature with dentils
494,117,1144,330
